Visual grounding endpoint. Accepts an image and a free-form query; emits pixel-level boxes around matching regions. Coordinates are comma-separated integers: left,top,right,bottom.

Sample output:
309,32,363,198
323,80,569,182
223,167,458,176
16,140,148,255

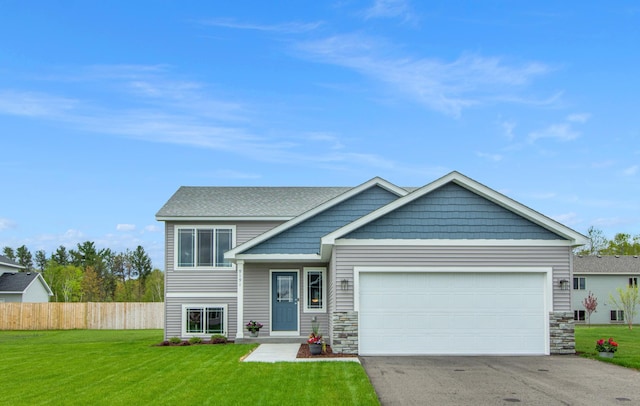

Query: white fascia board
322,171,588,247
234,254,322,263
333,239,578,247
156,216,292,222
226,177,407,259
573,272,640,275
0,262,24,270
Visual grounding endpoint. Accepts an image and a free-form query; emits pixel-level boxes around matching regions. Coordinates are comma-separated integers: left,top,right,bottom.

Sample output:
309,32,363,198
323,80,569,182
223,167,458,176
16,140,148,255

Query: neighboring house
572,255,640,325
156,171,587,355
0,255,53,303
0,254,24,275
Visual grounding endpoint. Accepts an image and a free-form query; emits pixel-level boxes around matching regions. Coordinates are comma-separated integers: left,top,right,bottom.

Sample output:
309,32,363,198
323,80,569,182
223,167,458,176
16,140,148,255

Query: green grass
0,330,379,406
575,325,640,370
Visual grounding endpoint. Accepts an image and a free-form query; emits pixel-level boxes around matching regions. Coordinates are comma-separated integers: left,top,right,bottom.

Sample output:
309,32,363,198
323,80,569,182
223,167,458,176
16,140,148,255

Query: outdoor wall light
341,279,349,290
559,279,570,290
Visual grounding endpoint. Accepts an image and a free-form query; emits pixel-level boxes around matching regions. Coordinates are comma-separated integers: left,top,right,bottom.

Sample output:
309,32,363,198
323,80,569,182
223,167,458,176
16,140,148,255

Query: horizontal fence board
0,302,164,330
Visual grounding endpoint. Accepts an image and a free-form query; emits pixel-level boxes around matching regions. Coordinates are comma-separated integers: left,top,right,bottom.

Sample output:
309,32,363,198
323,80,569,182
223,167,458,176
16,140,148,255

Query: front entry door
272,271,298,332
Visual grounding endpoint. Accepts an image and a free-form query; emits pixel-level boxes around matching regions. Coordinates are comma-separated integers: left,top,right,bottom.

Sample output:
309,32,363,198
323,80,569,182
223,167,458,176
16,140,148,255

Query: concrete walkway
242,343,360,363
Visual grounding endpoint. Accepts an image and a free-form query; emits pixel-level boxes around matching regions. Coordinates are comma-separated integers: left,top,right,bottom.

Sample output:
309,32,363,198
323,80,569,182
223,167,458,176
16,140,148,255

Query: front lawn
574,325,640,370
0,330,379,405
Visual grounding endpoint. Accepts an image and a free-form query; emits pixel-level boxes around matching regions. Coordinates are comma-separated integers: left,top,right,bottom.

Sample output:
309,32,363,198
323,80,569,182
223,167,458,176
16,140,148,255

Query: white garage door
358,271,548,355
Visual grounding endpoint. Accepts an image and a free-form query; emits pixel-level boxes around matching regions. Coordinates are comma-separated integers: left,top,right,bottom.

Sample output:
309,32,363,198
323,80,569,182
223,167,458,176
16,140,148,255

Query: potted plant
308,331,323,355
246,320,263,337
308,318,323,355
595,337,618,358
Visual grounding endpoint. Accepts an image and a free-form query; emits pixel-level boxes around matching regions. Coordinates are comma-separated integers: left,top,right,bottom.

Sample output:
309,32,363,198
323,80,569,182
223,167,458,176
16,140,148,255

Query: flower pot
599,352,614,358
249,330,259,338
309,343,322,355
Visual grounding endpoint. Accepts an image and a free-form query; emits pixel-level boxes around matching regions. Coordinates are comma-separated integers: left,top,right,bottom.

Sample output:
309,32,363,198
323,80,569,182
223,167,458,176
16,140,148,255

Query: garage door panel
359,272,547,355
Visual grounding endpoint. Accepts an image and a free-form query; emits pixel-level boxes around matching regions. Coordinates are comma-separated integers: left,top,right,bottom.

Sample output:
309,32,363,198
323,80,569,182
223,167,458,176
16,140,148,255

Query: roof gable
227,177,408,259
344,182,564,240
243,184,402,255
322,171,588,248
0,272,52,296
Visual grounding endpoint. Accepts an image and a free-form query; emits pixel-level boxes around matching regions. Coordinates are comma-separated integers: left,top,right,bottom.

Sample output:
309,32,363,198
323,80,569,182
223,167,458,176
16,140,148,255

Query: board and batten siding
332,245,572,313
243,263,330,336
163,221,281,339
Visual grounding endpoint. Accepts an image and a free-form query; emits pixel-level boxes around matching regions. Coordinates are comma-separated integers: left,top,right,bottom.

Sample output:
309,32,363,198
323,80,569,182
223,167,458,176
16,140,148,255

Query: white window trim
610,309,625,323
303,267,326,313
181,304,228,337
174,225,236,271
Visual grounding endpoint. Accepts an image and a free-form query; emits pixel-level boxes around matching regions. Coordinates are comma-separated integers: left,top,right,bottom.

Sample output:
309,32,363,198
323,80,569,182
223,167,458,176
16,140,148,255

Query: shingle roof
574,255,640,274
0,255,23,269
0,271,39,292
156,186,354,218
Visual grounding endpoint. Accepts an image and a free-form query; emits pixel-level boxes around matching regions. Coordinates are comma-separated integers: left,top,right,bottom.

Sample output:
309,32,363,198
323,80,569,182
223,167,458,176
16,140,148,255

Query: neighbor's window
177,226,234,268
573,277,586,290
304,267,326,312
610,310,624,322
629,277,638,287
184,305,226,336
574,310,585,321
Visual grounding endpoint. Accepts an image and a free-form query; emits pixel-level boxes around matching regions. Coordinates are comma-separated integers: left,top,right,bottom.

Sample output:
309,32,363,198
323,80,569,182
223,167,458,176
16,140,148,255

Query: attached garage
356,268,551,356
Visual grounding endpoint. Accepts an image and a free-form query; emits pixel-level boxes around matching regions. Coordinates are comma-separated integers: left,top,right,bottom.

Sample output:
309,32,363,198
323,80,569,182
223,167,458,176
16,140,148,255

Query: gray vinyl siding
571,274,640,324
245,186,400,255
165,296,237,339
346,183,565,240
332,245,572,313
164,220,282,339
243,263,330,337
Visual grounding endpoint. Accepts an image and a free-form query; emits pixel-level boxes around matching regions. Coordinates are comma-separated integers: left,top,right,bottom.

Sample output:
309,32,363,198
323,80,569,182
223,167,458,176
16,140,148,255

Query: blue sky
1,1,639,269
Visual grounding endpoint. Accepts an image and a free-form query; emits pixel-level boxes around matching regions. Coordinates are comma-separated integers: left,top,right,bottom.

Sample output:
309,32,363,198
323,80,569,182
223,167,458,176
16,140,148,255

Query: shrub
189,336,203,344
168,337,182,345
210,335,227,344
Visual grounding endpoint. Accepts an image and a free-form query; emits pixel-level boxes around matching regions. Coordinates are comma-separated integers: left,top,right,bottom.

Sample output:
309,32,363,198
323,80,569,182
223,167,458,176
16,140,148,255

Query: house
0,254,24,274
156,171,587,355
572,255,640,325
0,256,53,303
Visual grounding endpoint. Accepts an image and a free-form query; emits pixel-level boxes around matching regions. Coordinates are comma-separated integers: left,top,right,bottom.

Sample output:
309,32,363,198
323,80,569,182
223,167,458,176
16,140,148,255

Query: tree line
575,227,640,256
2,242,163,303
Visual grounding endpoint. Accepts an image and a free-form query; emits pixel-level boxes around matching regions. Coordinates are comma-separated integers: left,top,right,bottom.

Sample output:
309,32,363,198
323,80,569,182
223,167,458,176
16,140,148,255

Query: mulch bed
296,344,358,358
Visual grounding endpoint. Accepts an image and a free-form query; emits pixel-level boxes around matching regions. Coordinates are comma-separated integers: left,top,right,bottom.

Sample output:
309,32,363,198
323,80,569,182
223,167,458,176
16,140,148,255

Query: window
629,277,638,287
183,305,227,336
573,277,586,290
611,310,624,322
303,267,326,312
574,310,585,321
176,226,234,269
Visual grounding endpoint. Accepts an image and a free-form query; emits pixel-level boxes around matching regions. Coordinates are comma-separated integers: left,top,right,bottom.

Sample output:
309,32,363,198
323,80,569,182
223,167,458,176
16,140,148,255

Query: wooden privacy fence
0,302,164,330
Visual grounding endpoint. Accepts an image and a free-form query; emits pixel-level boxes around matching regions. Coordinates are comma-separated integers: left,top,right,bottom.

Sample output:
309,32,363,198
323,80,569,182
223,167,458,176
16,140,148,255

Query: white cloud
200,19,323,33
475,152,503,162
552,212,580,226
296,35,553,117
0,218,17,231
622,165,638,176
501,120,517,140
566,113,590,123
529,123,580,142
144,225,161,233
116,224,136,232
363,0,416,22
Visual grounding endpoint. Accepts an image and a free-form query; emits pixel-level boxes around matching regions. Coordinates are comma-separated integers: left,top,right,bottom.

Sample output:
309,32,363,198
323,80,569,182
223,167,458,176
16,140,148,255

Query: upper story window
176,226,235,269
303,267,326,313
573,277,586,290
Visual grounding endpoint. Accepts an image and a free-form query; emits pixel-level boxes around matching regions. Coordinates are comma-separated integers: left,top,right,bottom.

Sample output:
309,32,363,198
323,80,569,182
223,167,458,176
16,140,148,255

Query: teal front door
272,271,298,332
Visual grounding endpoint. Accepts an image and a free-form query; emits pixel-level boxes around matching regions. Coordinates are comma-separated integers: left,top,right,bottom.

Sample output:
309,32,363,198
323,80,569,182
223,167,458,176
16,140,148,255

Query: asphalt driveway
360,355,640,405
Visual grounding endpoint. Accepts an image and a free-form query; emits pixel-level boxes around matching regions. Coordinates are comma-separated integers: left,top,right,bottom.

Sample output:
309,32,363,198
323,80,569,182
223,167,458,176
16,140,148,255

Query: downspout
236,260,244,339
